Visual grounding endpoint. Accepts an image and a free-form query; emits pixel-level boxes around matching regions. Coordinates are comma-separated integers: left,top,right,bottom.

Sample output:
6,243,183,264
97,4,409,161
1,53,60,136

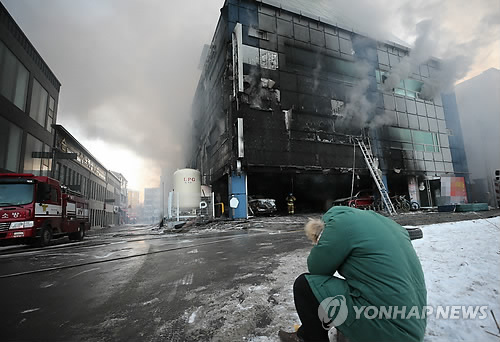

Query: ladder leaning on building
357,138,397,216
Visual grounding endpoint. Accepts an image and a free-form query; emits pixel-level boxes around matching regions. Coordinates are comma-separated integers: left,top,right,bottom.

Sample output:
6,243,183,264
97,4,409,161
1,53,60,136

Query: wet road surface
2,209,499,341
0,222,309,341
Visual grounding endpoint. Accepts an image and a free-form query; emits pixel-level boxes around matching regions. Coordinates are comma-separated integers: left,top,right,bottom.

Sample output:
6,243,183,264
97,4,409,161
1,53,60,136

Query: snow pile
412,216,500,341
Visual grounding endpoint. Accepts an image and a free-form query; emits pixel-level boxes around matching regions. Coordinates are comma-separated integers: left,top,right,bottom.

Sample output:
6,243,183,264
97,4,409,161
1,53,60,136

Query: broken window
240,44,278,70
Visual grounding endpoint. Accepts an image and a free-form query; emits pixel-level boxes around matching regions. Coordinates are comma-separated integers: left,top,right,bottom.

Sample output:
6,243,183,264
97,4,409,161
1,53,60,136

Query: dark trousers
294,273,330,342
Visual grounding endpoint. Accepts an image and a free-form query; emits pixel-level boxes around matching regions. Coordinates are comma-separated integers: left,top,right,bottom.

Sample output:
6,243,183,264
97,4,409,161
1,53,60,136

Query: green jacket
305,206,426,342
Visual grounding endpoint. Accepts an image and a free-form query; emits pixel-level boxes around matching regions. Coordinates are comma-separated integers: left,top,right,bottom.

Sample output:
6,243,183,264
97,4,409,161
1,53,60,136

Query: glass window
55,162,61,180
388,127,411,142
0,44,17,101
62,165,67,185
388,128,440,152
0,41,30,111
23,134,43,175
405,90,416,98
394,88,405,96
41,144,50,176
0,117,23,172
333,58,356,77
405,79,423,92
47,96,55,132
14,63,29,110
29,79,49,127
412,130,433,145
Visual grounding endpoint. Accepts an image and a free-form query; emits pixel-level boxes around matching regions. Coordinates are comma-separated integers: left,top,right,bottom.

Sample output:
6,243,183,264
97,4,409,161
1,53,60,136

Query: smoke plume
3,0,222,187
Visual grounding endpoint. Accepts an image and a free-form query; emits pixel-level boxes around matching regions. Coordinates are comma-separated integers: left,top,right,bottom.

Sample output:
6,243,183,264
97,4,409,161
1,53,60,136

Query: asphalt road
0,223,309,341
2,209,499,341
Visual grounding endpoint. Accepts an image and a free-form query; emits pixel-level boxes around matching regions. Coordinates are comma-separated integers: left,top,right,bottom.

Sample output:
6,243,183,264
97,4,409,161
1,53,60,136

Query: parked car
248,197,277,216
333,190,374,209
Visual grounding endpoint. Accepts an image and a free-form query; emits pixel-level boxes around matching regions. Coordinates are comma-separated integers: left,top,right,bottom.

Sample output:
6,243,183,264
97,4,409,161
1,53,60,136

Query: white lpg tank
173,168,201,209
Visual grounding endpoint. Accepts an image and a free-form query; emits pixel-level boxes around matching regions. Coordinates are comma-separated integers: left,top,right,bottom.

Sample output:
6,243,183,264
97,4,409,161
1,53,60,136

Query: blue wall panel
229,171,247,219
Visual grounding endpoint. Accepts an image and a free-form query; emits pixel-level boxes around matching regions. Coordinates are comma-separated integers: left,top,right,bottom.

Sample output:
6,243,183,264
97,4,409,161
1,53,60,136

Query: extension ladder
356,139,397,215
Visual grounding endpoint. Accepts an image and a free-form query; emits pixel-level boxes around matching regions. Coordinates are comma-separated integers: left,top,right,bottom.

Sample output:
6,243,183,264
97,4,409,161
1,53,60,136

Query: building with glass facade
190,0,470,215
0,2,61,176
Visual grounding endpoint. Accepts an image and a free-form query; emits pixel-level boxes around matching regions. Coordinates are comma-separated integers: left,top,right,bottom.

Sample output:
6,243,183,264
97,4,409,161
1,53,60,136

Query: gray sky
3,0,498,194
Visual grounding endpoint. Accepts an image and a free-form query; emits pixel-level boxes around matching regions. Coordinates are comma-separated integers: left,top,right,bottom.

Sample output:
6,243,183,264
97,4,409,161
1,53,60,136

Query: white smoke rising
340,0,499,128
3,0,222,189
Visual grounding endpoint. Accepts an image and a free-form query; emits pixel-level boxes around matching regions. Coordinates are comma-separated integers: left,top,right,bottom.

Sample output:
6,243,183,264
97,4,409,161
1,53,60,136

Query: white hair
304,218,325,244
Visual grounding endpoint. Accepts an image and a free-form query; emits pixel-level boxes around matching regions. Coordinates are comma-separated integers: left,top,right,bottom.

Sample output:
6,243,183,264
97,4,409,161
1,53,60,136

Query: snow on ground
412,216,500,341
179,249,308,341
241,216,499,341
174,216,500,341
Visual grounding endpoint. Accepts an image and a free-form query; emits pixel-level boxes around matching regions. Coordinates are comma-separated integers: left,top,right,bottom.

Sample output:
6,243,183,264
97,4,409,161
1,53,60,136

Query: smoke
4,0,498,187
394,0,500,97
330,0,499,129
3,0,222,187
336,60,376,132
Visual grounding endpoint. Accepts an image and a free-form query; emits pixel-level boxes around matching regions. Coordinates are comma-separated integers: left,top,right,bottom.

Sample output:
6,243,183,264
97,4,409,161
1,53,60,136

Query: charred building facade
191,0,469,217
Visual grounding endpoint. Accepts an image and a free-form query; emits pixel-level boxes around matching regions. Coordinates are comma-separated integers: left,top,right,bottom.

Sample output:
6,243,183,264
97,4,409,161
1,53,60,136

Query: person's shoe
278,329,303,342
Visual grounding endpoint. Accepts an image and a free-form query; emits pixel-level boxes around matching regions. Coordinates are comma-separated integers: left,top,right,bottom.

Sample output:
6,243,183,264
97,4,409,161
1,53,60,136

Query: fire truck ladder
356,138,397,215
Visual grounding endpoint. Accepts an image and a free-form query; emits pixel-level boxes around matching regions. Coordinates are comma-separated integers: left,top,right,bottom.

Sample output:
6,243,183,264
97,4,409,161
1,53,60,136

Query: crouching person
279,206,427,342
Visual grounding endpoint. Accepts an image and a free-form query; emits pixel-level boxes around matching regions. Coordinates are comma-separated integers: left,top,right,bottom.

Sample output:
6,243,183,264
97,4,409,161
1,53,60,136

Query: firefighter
286,193,296,214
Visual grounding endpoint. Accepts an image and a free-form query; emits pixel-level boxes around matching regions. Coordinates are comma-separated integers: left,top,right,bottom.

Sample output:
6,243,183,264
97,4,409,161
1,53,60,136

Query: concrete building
111,171,129,223
143,187,160,224
53,125,121,227
190,0,469,216
0,2,61,175
127,189,141,223
455,68,500,207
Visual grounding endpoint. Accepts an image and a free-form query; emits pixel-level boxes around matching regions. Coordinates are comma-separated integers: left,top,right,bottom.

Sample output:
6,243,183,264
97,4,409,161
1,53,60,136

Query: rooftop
257,0,410,47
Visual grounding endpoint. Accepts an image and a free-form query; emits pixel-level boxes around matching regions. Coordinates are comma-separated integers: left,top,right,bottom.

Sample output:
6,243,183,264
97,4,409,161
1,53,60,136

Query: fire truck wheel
70,224,85,241
38,226,52,247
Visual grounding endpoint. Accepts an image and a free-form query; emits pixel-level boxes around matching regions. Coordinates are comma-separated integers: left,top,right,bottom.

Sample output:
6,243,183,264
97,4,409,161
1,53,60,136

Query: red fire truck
0,173,90,247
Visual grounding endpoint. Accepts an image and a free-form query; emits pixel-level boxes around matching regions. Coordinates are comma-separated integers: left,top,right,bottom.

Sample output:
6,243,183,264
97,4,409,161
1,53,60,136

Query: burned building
190,0,469,217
